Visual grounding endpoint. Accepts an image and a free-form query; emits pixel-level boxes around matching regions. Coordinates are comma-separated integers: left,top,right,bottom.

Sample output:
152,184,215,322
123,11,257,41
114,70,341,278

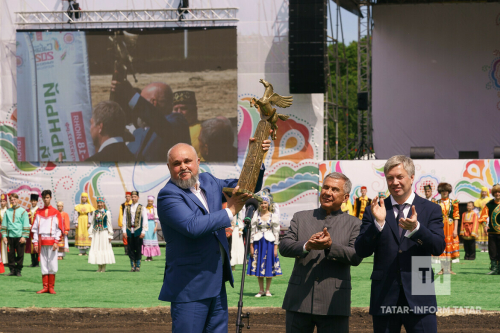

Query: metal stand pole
235,217,253,333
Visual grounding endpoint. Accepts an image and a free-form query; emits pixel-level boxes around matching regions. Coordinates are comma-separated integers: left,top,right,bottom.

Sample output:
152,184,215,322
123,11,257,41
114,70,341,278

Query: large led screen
16,28,237,162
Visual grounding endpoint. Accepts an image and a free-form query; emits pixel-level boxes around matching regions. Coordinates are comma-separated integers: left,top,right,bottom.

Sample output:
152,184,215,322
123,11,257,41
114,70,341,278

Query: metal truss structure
324,0,350,160
15,8,239,29
354,1,373,159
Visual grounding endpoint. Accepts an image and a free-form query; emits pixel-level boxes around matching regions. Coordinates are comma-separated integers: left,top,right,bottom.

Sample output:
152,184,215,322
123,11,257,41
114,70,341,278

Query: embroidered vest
486,200,500,233
126,204,143,237
93,210,108,231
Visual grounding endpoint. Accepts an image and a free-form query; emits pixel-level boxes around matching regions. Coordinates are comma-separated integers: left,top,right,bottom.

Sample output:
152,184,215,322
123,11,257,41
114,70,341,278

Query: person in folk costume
230,205,245,271
122,191,148,272
73,192,95,256
353,186,372,219
460,201,479,260
1,193,10,268
143,196,161,261
1,193,30,276
435,182,460,275
479,184,500,275
32,190,63,294
474,186,490,253
26,193,40,267
88,197,115,272
247,192,282,297
423,184,436,202
57,202,70,260
118,191,132,255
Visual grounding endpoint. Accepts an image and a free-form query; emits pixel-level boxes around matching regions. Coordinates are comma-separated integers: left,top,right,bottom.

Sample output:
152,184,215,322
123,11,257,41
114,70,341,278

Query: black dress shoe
7,271,16,276
15,271,22,277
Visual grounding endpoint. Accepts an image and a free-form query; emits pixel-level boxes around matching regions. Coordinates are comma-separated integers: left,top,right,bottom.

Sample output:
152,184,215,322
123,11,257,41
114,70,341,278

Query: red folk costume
32,205,63,294
460,211,479,240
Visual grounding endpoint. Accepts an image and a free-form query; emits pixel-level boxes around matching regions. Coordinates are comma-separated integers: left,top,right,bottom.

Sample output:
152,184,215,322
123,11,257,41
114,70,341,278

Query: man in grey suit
279,172,363,333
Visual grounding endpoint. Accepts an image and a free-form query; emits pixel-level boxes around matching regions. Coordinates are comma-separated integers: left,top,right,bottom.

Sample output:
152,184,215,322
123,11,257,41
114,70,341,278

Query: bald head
167,143,200,189
141,82,173,115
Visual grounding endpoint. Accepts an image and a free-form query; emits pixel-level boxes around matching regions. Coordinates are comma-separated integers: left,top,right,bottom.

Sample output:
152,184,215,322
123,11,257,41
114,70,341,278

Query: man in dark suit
157,141,267,333
355,155,445,333
279,172,363,333
86,101,135,162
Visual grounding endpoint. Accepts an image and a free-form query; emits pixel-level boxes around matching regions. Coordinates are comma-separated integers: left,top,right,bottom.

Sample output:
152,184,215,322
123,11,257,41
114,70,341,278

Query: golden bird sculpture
250,79,293,140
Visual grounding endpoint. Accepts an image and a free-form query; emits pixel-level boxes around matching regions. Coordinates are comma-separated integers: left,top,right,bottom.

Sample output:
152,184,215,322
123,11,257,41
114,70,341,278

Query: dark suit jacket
85,141,135,162
157,169,264,303
279,208,363,316
354,194,445,316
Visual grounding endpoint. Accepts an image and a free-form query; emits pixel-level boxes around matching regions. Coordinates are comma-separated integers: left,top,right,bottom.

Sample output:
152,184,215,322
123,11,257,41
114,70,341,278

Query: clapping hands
305,227,332,251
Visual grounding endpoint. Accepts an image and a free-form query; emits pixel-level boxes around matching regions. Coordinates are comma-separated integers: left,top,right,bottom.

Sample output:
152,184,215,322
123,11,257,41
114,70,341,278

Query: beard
171,170,199,189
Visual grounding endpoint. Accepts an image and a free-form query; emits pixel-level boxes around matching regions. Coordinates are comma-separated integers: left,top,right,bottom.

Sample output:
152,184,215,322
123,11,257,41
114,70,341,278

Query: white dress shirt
189,180,230,264
375,192,420,237
122,202,148,235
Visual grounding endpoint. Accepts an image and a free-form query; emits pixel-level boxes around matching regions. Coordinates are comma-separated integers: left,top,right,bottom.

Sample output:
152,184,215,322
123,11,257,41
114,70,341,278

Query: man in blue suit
355,155,445,333
157,141,268,333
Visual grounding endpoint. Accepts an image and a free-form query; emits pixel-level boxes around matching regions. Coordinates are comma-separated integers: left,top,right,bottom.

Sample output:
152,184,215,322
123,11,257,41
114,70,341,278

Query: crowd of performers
340,183,500,275
0,188,285,295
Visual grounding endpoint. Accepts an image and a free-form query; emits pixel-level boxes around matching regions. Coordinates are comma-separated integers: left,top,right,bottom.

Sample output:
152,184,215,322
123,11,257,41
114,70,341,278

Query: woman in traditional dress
460,201,479,260
230,206,245,271
88,197,115,272
73,193,95,256
142,196,161,261
436,182,460,274
474,186,490,252
57,201,70,260
247,194,282,297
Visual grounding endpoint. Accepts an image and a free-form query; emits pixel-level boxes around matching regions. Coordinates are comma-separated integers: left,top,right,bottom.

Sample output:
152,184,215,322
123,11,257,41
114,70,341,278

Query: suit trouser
127,234,143,262
171,281,228,333
372,287,437,333
285,311,349,333
40,245,58,275
463,239,476,260
7,237,25,272
488,233,500,261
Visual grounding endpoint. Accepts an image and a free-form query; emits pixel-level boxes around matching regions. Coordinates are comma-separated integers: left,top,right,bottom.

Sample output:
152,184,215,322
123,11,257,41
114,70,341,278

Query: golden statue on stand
223,79,293,197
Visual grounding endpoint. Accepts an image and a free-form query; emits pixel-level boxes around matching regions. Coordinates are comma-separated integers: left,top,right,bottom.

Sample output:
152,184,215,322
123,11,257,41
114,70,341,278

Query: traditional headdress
30,193,39,201
423,185,432,191
81,192,89,198
147,195,155,201
361,186,367,190
481,187,491,197
0,193,7,201
96,197,104,203
131,191,139,196
378,192,386,198
173,90,197,106
126,191,132,196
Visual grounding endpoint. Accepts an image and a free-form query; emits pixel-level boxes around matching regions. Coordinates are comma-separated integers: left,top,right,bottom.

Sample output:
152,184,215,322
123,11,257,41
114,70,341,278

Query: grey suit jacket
279,208,362,316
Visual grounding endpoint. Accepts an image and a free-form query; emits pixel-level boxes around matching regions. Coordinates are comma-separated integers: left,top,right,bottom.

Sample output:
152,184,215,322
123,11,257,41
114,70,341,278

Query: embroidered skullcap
1,193,7,201
96,197,104,203
423,185,432,191
126,191,132,196
378,192,386,198
361,186,367,190
30,193,39,201
131,191,139,196
173,90,197,106
147,195,155,201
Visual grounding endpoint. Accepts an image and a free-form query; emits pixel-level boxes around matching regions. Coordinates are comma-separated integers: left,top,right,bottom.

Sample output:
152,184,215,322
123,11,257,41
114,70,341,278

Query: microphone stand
236,199,259,333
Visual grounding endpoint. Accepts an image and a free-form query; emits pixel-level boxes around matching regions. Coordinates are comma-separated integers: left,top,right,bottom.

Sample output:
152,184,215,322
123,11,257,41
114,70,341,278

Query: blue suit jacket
157,170,264,303
354,194,445,315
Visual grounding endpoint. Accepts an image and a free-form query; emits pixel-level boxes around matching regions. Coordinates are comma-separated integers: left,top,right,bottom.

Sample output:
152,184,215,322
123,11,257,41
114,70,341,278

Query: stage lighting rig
67,0,81,23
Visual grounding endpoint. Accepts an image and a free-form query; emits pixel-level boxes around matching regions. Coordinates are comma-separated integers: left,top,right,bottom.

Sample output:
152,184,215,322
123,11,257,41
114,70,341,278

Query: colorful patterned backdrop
0,0,324,228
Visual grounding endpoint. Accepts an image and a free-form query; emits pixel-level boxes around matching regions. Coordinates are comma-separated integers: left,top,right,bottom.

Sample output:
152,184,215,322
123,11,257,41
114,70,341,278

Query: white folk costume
32,205,63,294
122,191,148,272
88,199,115,272
0,195,9,265
230,206,245,267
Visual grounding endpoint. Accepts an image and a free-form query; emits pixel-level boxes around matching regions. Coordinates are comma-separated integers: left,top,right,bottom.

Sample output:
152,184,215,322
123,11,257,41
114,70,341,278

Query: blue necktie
396,204,406,237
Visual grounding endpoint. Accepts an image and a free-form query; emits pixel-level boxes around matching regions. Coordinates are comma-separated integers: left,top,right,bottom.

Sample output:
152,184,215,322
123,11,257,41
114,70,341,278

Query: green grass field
1,247,499,310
